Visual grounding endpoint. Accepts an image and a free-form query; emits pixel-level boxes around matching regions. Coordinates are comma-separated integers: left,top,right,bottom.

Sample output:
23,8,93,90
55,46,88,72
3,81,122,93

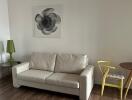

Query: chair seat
107,74,125,79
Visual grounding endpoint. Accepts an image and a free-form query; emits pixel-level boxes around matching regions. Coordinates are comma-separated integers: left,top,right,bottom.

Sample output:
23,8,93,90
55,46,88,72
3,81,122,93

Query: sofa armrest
12,62,29,88
12,62,30,74
80,65,94,77
79,65,94,100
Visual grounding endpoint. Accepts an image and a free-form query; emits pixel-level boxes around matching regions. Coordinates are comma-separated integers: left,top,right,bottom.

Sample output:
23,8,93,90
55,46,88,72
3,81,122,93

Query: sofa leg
79,97,87,100
80,94,89,100
13,83,21,88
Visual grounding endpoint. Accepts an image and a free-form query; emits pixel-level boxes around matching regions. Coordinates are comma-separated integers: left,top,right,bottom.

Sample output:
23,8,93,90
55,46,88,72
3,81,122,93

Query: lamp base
8,59,15,66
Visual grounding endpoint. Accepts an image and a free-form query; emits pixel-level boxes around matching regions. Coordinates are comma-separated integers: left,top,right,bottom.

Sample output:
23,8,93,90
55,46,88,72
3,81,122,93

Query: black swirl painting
33,5,62,38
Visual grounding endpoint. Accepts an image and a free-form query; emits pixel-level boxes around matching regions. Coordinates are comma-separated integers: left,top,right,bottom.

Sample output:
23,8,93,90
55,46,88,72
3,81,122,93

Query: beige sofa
12,53,94,100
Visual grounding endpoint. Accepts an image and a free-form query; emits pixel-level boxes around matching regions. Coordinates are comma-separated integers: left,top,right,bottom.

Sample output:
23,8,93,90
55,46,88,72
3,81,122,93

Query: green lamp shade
6,40,15,53
0,41,4,53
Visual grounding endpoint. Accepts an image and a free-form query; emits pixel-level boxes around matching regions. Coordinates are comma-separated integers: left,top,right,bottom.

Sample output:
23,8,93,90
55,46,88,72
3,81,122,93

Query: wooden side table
120,62,132,99
0,61,21,78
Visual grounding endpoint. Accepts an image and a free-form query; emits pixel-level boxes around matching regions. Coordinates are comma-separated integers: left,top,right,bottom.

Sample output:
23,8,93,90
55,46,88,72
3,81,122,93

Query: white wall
96,0,132,86
0,0,10,47
0,0,10,77
8,0,99,61
0,0,10,61
8,0,132,87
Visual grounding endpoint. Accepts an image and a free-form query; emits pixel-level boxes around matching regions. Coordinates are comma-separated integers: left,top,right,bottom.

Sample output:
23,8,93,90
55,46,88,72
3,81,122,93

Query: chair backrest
97,60,111,75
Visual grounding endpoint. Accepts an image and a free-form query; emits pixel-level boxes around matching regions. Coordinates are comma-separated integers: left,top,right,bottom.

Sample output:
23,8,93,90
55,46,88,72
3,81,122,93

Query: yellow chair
97,61,125,100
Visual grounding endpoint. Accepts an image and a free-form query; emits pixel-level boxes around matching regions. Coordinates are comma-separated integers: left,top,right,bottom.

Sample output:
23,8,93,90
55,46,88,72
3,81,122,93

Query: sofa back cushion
29,52,56,72
55,54,88,74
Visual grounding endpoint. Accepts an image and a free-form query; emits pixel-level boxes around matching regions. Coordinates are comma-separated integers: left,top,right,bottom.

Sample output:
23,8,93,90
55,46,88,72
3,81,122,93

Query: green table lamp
6,40,15,65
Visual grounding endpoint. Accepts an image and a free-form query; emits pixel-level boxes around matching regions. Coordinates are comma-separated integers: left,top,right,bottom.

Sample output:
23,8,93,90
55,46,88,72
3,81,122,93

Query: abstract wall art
33,5,62,38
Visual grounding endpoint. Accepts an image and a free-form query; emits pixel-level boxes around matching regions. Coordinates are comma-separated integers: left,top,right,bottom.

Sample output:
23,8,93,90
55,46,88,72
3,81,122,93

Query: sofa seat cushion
55,54,88,74
29,52,56,72
45,73,80,88
17,69,53,83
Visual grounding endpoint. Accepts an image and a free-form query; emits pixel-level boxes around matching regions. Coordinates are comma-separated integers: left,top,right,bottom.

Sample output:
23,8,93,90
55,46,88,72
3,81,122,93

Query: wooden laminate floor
0,76,132,100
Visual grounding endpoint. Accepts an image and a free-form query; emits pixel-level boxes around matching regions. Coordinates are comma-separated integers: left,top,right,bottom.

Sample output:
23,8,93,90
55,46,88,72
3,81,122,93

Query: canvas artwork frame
33,5,62,38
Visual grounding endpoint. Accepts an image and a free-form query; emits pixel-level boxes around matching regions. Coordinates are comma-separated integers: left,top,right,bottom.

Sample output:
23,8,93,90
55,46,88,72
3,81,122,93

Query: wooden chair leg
101,77,106,96
124,71,132,87
120,79,123,100
124,78,132,99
